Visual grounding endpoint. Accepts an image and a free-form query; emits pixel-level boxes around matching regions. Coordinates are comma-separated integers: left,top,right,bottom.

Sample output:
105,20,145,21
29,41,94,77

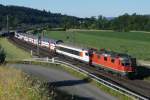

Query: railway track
9,37,150,99
9,37,56,58
56,54,150,99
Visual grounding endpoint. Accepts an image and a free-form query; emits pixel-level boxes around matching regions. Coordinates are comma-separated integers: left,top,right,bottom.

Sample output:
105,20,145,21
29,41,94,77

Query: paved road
8,64,117,100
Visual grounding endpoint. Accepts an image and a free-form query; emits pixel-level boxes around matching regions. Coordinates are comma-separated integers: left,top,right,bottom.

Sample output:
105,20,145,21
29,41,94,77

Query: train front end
120,56,137,78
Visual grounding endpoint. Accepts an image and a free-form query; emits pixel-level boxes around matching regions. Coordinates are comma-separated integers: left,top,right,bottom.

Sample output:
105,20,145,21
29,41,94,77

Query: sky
1,0,150,18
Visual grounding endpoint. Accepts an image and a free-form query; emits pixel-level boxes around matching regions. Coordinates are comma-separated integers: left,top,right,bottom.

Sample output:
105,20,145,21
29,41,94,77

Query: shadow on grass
136,66,150,80
41,77,93,100
48,77,91,87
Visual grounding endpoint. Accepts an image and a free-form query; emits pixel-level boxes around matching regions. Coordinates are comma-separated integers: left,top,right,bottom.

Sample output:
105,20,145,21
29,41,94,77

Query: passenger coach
56,44,89,62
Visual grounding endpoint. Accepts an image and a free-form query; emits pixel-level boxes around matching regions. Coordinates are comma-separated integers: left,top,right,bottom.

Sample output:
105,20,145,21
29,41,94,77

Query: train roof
57,43,88,52
96,49,132,59
16,33,60,43
42,37,57,43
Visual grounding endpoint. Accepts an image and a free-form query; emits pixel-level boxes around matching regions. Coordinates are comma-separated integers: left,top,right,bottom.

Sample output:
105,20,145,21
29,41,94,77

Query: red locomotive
89,48,137,77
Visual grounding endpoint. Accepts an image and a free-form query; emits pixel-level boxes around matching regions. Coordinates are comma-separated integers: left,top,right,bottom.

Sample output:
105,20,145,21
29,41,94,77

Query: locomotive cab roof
56,40,64,44
96,49,133,60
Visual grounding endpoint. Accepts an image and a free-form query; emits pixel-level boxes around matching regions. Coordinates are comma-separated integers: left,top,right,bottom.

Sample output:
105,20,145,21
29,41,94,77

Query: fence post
46,57,49,62
30,50,33,56
52,58,54,63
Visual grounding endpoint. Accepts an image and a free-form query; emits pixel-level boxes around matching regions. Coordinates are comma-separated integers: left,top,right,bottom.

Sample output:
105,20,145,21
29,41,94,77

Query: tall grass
0,66,50,100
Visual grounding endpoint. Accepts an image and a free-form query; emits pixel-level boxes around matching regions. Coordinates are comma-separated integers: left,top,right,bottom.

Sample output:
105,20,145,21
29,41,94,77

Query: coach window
73,50,80,56
85,53,89,56
104,57,107,61
59,47,80,56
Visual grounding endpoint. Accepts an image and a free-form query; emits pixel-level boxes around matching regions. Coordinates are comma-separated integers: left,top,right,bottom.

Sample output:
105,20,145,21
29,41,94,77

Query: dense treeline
111,13,150,31
0,4,150,31
0,4,82,30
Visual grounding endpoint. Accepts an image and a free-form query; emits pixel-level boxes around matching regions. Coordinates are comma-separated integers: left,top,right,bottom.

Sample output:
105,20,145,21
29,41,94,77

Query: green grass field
45,31,150,60
0,38,31,60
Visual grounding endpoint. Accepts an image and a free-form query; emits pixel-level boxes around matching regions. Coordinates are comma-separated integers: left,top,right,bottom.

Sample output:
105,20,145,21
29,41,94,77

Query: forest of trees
0,4,150,31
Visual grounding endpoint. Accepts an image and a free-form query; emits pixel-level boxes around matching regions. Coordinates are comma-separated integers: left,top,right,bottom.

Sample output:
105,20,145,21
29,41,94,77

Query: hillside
0,4,150,31
0,4,83,30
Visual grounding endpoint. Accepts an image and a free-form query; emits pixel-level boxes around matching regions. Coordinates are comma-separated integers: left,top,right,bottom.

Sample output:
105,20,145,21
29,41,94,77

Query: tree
0,45,6,64
97,15,108,29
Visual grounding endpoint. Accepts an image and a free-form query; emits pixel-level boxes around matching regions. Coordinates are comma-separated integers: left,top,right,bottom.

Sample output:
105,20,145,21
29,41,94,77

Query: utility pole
37,36,39,57
7,15,9,34
42,30,46,40
71,31,74,45
37,34,41,57
71,30,76,46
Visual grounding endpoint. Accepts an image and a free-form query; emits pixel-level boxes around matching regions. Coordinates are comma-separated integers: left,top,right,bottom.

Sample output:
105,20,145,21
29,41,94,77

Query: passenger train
14,32,137,78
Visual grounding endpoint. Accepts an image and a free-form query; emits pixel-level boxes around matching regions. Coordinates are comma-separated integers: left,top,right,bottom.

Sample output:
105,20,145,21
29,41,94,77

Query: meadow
45,31,150,60
0,38,31,60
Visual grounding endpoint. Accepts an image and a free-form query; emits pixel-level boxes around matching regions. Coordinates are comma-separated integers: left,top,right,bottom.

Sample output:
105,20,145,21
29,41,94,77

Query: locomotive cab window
122,63,130,66
121,59,131,66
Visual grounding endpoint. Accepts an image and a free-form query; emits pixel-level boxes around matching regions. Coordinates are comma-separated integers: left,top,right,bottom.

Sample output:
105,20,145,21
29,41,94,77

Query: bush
0,45,6,64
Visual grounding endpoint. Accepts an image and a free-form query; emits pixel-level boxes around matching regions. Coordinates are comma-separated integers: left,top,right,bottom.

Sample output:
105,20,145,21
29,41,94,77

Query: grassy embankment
45,31,150,61
0,38,31,60
0,66,50,100
0,38,47,100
